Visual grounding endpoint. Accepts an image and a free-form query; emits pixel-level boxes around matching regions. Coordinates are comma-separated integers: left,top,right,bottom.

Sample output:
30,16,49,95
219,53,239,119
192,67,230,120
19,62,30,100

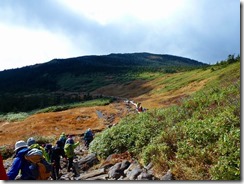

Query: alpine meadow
0,53,240,180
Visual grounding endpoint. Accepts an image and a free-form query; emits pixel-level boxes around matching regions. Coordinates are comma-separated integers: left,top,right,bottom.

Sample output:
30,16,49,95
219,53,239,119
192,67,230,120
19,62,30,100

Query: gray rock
126,167,143,180
137,170,154,180
124,161,141,175
145,162,153,170
77,168,105,180
120,160,130,171
108,162,123,180
78,153,99,171
161,170,172,180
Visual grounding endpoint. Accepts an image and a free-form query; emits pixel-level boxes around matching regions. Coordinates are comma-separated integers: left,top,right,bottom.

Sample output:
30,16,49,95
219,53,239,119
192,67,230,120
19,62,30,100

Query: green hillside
0,53,206,113
89,58,240,180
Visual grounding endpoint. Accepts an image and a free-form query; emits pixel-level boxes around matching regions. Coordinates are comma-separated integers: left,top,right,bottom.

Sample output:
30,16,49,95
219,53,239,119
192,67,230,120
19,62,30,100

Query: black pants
67,157,78,175
52,162,61,180
85,138,93,148
67,157,73,172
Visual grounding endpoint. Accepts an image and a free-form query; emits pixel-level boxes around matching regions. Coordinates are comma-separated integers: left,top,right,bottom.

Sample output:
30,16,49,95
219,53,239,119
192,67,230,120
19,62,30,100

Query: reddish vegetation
0,78,208,148
101,152,132,168
0,102,129,147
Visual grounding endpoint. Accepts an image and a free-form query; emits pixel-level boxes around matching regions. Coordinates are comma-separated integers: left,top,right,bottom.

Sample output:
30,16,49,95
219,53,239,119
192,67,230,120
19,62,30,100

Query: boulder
137,170,154,180
108,162,123,180
161,170,172,180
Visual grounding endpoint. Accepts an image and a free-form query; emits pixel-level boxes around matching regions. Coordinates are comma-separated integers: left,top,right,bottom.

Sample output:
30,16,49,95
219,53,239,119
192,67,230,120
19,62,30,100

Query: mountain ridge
0,52,208,113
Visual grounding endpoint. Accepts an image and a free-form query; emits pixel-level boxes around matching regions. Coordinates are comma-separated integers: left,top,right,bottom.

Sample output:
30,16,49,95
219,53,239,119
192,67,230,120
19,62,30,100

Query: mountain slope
0,57,240,180
0,53,207,113
90,60,240,180
0,53,206,92
0,58,238,146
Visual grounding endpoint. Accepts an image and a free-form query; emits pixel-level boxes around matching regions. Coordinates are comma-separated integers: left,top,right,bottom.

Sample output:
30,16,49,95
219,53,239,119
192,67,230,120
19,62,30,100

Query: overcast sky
0,0,240,71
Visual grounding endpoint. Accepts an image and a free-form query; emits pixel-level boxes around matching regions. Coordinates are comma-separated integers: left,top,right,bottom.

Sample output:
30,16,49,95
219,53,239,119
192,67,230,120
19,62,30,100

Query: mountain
0,57,240,180
0,52,206,93
0,53,207,112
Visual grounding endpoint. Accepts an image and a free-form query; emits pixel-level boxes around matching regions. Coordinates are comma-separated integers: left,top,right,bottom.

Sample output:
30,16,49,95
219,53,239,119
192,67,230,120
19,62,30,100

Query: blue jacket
84,130,94,141
7,147,35,180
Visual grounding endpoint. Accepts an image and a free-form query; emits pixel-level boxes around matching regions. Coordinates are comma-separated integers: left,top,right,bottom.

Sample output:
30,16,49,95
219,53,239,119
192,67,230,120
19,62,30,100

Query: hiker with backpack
130,101,146,113
64,137,79,175
51,140,67,180
27,137,48,161
44,144,53,163
58,132,67,149
0,154,8,180
7,140,35,180
83,128,94,149
24,148,52,180
25,137,52,180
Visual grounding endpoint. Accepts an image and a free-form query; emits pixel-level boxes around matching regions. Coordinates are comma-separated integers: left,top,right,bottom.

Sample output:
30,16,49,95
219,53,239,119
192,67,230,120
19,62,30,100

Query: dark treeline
0,93,85,113
0,53,207,113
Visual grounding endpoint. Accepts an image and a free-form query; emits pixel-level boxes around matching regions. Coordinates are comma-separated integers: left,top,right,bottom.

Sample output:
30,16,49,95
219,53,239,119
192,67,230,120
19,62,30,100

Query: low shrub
90,62,240,180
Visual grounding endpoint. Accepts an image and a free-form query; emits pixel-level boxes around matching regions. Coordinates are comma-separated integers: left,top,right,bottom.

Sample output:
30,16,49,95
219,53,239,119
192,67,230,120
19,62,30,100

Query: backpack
64,143,74,158
25,148,52,180
84,131,88,138
59,136,66,148
137,106,143,112
84,130,93,139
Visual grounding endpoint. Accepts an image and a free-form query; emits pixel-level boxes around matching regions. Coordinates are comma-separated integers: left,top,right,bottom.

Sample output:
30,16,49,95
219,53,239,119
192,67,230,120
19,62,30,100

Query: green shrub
210,129,240,180
24,135,56,146
0,112,29,122
0,145,14,160
89,62,240,180
35,98,113,113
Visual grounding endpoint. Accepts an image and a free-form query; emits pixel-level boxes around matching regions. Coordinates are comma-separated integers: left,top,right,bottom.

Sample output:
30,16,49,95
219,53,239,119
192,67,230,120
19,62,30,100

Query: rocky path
53,140,173,181
4,136,172,181
3,100,173,180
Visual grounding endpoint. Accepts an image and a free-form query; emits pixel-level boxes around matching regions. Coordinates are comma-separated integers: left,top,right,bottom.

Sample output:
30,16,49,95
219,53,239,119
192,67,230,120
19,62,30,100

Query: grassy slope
0,59,240,180
89,61,240,180
0,53,207,113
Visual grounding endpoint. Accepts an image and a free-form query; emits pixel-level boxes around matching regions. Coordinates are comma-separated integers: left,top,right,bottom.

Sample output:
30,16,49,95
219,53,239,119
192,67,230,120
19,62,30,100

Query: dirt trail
0,76,208,148
0,101,131,147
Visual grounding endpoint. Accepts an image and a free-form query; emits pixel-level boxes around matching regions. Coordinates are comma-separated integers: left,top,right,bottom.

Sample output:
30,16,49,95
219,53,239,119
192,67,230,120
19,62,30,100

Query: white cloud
0,0,241,70
58,0,186,25
0,23,81,71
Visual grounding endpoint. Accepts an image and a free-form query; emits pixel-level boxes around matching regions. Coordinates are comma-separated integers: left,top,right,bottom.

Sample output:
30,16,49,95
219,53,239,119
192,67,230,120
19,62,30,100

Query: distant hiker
51,140,66,180
83,128,94,149
58,132,67,149
44,144,53,163
27,137,48,161
64,137,79,175
0,154,8,180
65,135,72,143
130,101,146,113
7,140,35,180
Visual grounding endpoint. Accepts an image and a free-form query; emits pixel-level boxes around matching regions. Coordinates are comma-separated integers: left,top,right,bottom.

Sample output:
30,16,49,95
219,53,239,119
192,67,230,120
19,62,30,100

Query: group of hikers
126,100,147,113
0,128,94,180
0,100,146,180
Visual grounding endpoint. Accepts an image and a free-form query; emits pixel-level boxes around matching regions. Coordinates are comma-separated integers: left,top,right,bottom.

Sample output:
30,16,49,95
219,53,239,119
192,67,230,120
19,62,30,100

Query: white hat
14,140,28,151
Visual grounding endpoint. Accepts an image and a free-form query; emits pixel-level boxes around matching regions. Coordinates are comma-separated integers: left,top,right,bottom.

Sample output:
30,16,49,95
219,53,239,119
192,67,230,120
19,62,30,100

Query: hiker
44,144,53,163
7,140,35,180
0,154,8,180
27,137,48,161
25,148,52,180
64,137,79,175
51,140,66,180
58,132,67,149
130,101,146,113
83,128,94,149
